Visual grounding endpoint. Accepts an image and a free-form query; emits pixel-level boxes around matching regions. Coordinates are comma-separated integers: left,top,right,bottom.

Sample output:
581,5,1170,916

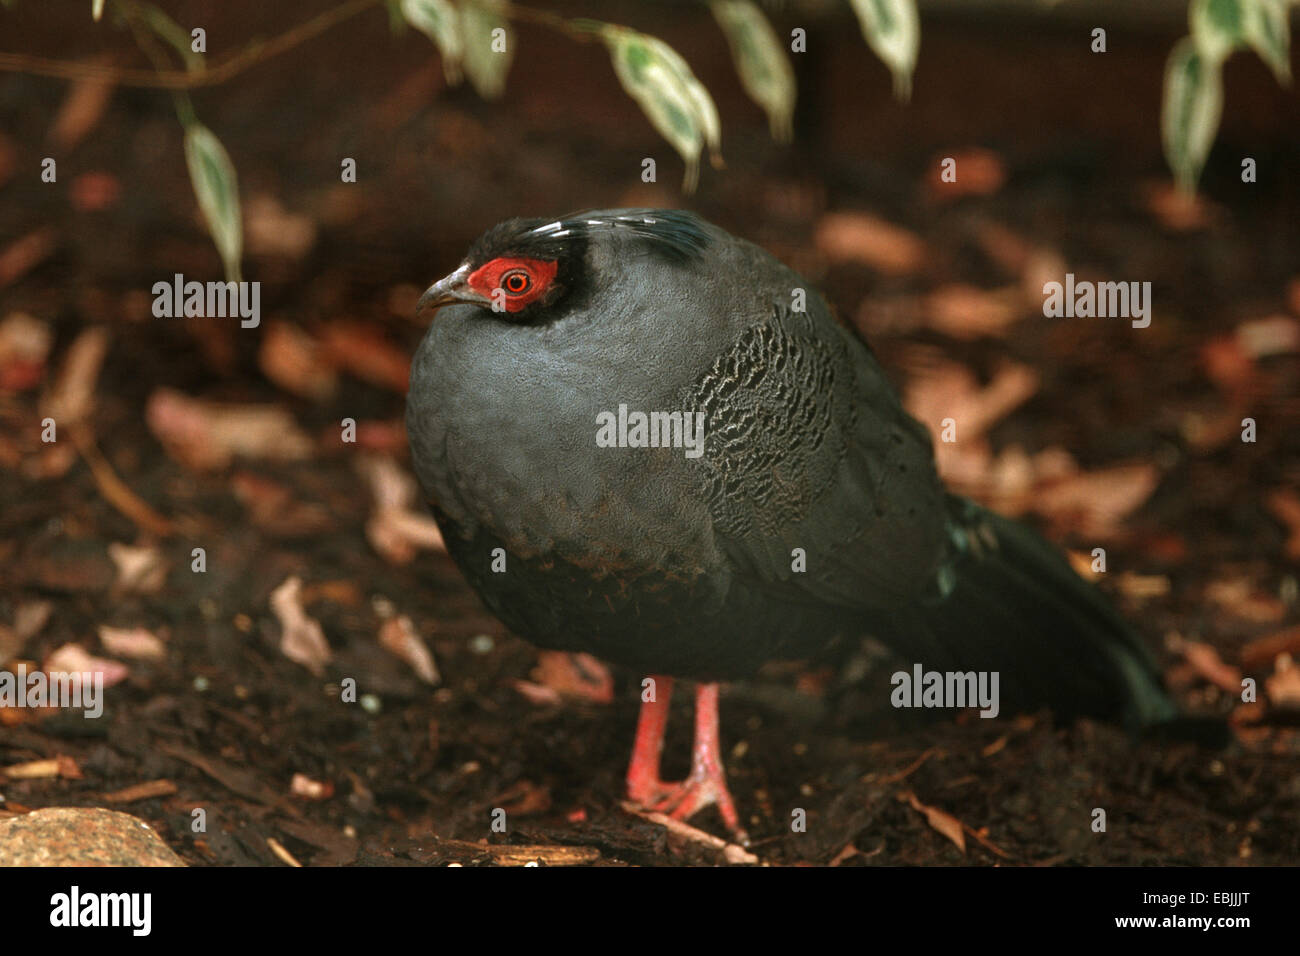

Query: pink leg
625,679,748,845
626,675,675,805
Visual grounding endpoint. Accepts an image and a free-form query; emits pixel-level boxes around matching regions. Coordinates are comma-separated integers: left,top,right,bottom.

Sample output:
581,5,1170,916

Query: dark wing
678,294,949,611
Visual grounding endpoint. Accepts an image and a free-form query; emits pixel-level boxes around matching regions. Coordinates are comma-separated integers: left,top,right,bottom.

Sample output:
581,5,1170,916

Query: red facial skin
467,257,559,313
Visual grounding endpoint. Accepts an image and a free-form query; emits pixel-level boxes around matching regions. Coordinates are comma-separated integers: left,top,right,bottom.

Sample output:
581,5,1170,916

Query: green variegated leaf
847,0,920,100
183,122,243,283
1243,0,1291,84
461,0,514,100
1162,36,1224,193
601,26,721,191
710,0,796,141
92,0,104,21
400,0,464,84
1190,0,1247,63
640,31,722,160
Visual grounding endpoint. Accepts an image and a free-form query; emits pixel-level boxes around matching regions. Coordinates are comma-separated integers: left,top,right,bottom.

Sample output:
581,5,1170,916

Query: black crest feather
468,208,709,266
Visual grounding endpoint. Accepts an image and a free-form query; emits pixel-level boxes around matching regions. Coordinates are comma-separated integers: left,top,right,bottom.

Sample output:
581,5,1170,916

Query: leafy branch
1,0,1291,281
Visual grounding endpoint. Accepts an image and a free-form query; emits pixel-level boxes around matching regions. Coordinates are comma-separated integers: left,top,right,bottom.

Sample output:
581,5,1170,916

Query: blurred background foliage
0,0,1293,278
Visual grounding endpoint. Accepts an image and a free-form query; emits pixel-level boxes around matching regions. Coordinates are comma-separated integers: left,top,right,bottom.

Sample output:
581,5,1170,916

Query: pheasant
406,209,1178,844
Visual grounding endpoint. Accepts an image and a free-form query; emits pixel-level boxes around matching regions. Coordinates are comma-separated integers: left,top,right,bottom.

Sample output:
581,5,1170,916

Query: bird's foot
648,764,749,847
625,680,749,846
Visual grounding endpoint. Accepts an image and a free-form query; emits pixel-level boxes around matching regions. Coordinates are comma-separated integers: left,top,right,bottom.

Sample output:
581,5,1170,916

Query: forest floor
1,5,1298,865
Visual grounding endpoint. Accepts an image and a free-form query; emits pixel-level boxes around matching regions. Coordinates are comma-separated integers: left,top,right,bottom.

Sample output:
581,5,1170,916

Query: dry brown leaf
512,680,563,707
269,576,332,676
0,312,53,392
1206,578,1286,625
1266,489,1300,560
0,228,57,288
258,321,337,401
828,843,861,866
814,211,926,276
0,601,52,668
1181,641,1243,695
923,284,1023,339
42,326,110,427
358,456,445,563
44,643,130,687
971,222,1067,305
1241,626,1300,672
1180,409,1245,453
244,194,317,260
318,321,411,392
98,625,166,661
107,542,168,594
1265,658,1300,711
1032,462,1159,537
927,148,1005,199
145,388,313,471
13,601,52,643
1201,335,1257,399
901,790,966,854
528,651,614,704
981,735,1008,758
69,171,121,212
1115,572,1171,600
1237,315,1300,358
230,471,333,537
494,779,552,817
49,64,114,149
378,614,440,685
904,360,1039,449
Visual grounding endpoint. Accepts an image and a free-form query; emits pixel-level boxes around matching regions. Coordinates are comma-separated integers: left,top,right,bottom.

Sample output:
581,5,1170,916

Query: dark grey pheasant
406,208,1177,842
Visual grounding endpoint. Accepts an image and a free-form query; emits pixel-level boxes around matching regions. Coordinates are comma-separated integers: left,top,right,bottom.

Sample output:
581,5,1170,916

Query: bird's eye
502,270,531,295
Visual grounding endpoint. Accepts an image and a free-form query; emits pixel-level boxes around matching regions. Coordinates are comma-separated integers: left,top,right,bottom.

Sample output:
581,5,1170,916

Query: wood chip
3,755,81,779
267,836,303,867
472,843,601,866
102,779,178,803
620,802,758,864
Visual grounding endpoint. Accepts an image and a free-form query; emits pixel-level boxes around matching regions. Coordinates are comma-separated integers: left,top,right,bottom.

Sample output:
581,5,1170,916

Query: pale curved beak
416,262,490,318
